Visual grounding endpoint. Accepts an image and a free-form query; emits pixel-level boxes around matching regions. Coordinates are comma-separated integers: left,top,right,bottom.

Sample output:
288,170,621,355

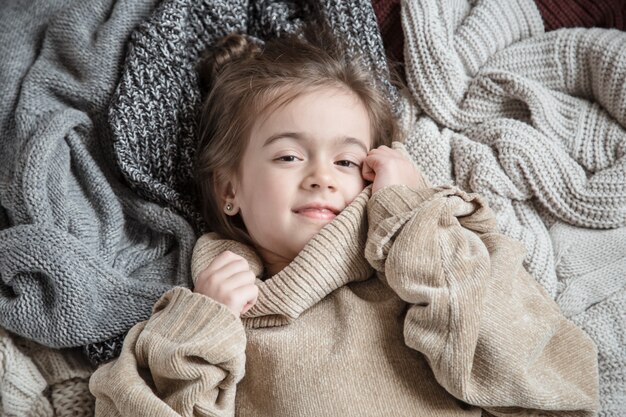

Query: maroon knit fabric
371,0,625,83
535,0,626,31
371,0,626,52
371,0,404,68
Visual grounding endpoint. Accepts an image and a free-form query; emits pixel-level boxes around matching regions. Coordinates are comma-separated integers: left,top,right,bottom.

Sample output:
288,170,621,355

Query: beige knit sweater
89,185,599,417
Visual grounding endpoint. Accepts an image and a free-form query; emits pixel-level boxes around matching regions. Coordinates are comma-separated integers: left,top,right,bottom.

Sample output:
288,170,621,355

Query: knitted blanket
398,1,626,415
0,0,624,415
0,0,196,353
0,328,95,416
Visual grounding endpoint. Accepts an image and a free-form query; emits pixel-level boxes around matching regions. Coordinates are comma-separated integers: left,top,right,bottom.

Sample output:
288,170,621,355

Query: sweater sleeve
89,287,246,417
365,184,599,416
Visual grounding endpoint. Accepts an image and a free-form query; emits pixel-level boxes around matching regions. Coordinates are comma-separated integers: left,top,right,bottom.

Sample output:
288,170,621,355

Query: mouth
293,204,340,221
294,208,337,220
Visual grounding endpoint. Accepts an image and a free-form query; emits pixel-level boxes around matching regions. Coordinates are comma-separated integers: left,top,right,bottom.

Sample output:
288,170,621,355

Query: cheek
346,173,367,196
239,170,292,213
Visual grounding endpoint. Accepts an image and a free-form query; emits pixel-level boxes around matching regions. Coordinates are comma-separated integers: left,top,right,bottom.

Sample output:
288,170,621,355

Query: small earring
224,202,233,213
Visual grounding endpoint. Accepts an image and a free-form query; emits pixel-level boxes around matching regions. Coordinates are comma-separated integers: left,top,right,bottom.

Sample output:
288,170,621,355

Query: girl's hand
362,145,429,194
193,251,259,317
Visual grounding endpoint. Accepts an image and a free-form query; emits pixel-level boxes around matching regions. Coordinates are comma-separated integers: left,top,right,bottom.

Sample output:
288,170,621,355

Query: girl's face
224,87,372,273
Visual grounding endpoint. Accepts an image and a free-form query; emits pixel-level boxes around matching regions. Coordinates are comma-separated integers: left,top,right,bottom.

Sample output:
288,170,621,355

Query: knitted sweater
90,185,599,417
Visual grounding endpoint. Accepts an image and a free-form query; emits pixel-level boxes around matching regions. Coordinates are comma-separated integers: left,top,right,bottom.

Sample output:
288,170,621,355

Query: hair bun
197,34,263,95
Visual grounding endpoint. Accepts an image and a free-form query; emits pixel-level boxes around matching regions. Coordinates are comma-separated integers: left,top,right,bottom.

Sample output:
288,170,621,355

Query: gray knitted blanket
0,0,196,352
1,0,624,414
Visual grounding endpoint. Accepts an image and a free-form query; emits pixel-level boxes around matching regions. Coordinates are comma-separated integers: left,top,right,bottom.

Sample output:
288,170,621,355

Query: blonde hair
194,28,399,244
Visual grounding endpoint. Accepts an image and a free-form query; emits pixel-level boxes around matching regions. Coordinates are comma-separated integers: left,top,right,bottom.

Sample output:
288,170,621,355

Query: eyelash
274,156,360,168
335,160,359,168
275,155,301,162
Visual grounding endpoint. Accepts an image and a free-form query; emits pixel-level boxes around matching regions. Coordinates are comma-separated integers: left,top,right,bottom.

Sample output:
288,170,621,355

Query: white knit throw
0,329,95,417
398,0,625,415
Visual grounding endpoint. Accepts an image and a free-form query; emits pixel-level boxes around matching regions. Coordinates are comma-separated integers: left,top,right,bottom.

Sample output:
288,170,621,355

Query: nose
302,161,337,191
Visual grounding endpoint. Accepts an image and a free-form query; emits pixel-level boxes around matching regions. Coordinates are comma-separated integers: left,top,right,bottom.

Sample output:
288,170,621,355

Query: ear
215,171,240,216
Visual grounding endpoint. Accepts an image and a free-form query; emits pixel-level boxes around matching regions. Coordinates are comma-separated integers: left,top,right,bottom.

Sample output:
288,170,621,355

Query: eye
275,155,302,162
335,160,359,168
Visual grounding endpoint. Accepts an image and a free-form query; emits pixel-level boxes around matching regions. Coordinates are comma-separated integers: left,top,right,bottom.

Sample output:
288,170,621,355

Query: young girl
89,29,599,417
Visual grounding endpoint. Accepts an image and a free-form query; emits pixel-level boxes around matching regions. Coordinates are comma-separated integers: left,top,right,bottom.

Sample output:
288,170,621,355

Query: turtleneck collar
191,187,374,328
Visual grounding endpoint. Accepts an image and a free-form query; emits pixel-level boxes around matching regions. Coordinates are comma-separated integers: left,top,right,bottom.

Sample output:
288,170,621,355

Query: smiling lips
293,204,340,221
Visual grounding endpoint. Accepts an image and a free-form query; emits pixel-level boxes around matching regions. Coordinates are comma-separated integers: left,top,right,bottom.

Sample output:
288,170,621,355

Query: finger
241,302,254,315
219,270,257,293
207,250,247,272
370,145,389,152
364,152,389,172
370,145,395,155
373,147,407,162
196,261,249,295
361,159,376,181
200,253,249,283
241,289,260,315
227,284,259,316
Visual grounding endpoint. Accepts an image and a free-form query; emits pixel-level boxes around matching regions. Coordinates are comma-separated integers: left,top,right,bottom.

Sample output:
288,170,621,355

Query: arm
89,287,246,417
365,184,599,416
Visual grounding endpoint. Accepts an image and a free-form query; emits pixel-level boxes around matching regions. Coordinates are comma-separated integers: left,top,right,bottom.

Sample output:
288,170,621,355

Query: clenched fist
362,145,429,193
193,251,259,317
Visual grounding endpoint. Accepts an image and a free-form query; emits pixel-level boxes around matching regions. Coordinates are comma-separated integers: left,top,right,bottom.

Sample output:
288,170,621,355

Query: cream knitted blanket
397,0,625,415
0,328,95,416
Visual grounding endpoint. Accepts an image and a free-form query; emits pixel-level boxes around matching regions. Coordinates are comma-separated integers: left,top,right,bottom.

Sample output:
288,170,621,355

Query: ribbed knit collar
191,187,374,329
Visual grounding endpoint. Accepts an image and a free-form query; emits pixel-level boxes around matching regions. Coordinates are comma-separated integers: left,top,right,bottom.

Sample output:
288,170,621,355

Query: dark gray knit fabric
0,0,197,351
108,0,398,230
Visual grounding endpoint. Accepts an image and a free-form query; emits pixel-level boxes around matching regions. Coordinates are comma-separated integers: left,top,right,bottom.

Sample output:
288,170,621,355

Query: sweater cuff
144,287,247,361
191,233,264,285
368,185,440,225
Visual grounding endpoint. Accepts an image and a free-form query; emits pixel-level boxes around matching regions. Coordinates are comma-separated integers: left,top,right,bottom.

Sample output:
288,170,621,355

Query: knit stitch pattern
0,0,197,354
1,0,624,411
13,335,95,416
550,223,626,417
90,184,599,416
1,327,96,416
0,328,53,417
107,0,397,231
400,0,626,414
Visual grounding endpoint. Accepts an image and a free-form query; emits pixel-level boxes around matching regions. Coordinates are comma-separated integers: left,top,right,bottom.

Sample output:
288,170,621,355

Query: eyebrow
262,132,369,154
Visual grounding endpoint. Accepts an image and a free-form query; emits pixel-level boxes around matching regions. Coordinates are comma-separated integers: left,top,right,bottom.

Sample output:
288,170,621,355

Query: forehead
249,86,372,149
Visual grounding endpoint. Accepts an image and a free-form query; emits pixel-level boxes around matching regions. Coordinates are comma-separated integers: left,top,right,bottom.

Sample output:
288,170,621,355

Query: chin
290,235,316,254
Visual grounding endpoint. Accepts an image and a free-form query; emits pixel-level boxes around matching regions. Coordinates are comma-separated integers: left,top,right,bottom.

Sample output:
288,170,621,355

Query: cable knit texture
13,337,96,417
0,329,53,417
90,183,599,416
0,328,95,416
398,3,626,413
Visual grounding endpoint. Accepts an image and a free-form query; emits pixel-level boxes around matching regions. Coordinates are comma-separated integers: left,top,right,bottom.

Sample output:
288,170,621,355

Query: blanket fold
0,0,196,350
400,0,626,414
